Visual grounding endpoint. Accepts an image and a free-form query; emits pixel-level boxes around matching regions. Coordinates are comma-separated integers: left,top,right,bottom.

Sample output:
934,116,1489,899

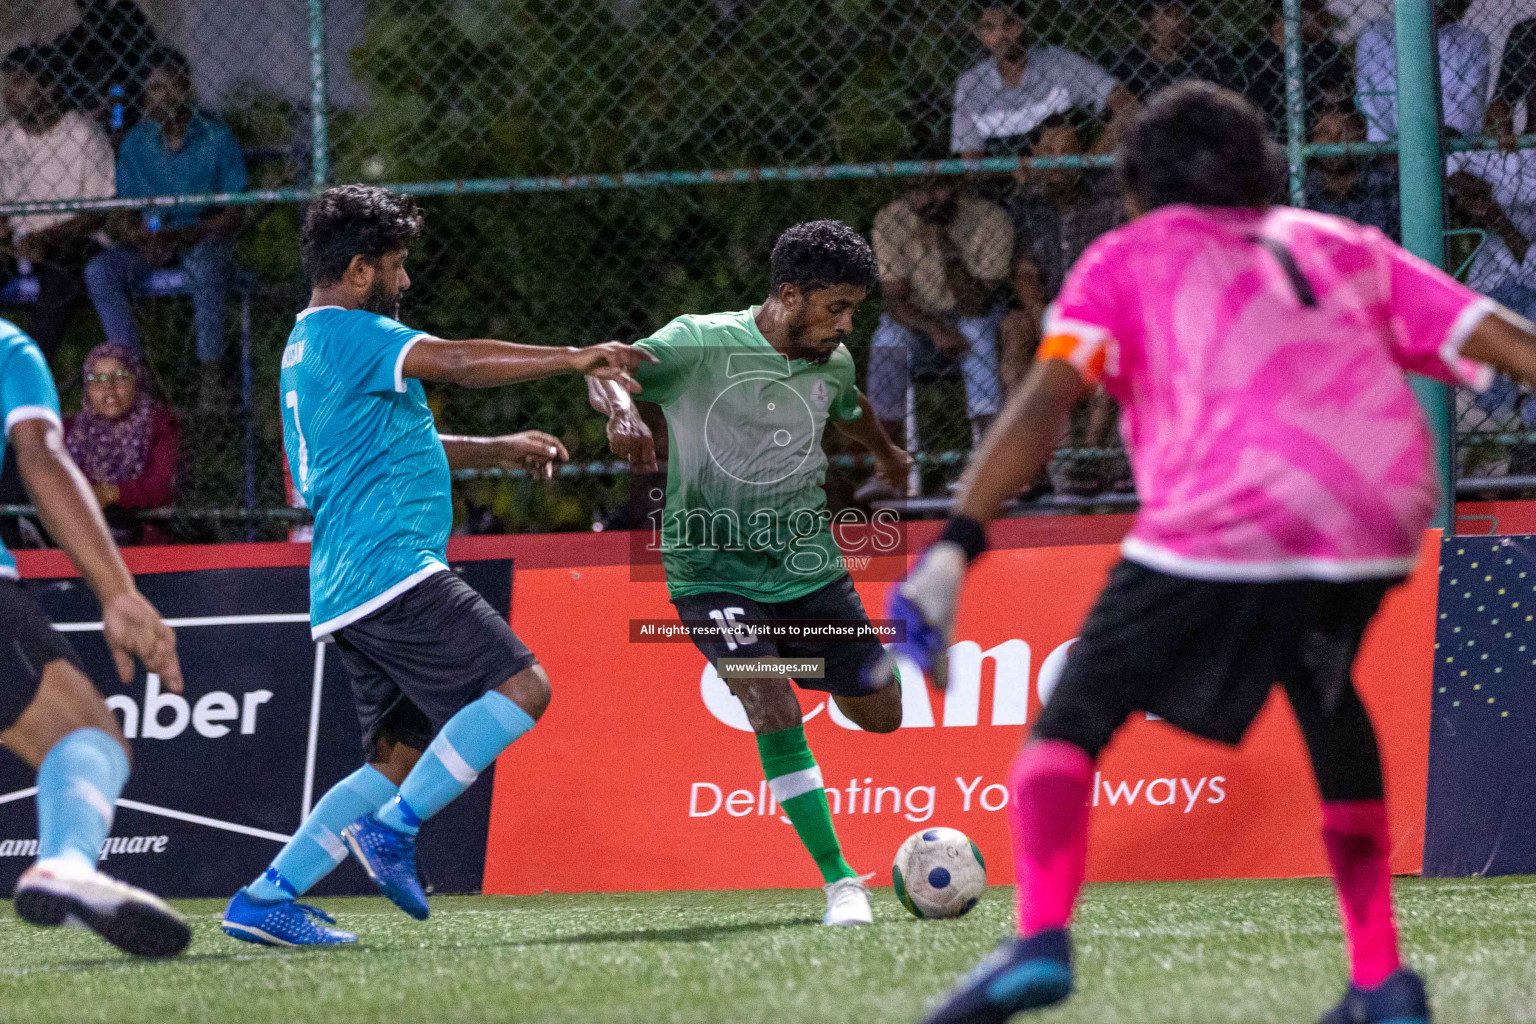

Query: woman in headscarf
65,341,178,544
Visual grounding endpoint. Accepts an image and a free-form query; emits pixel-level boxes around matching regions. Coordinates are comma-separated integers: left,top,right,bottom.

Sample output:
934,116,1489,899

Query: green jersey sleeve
632,317,703,406
828,347,863,422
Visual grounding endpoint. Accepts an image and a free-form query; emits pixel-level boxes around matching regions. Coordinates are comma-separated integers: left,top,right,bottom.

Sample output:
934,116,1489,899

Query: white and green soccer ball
892,827,986,919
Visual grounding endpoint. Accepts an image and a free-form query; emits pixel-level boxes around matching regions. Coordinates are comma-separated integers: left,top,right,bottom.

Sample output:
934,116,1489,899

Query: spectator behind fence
1229,0,1352,135
999,113,1121,389
1001,114,1126,496
952,2,1136,159
1447,101,1536,321
65,341,179,545
1445,140,1536,445
85,47,246,411
1487,18,1536,147
864,181,1012,499
1355,0,1489,142
1109,0,1224,101
1305,105,1400,239
52,0,160,141
0,44,114,363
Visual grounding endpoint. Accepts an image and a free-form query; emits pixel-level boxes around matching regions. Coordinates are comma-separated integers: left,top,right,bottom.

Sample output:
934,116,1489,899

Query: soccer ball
892,827,986,919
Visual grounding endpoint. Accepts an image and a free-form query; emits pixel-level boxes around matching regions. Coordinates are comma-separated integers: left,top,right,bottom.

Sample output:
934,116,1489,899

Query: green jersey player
590,220,912,926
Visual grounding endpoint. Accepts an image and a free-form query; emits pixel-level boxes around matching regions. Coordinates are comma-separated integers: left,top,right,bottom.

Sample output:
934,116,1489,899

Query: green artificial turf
1,878,1534,1024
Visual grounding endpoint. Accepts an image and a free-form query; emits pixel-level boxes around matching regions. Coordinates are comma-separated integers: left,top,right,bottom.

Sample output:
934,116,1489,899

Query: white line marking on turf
300,641,326,820
114,799,292,843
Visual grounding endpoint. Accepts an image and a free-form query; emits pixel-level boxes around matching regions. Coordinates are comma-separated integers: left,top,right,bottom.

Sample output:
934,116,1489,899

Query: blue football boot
221,888,356,947
924,929,1074,1024
1317,968,1431,1024
341,812,430,920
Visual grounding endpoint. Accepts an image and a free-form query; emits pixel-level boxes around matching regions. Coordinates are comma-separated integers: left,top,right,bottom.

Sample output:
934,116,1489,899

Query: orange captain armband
1036,331,1107,383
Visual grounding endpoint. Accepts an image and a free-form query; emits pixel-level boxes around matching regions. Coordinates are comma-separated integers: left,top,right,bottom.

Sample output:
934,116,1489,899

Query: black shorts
671,574,886,698
0,579,85,732
331,569,539,761
1035,561,1400,751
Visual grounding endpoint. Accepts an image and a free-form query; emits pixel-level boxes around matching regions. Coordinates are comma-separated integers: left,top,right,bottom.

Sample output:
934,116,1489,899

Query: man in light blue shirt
84,46,247,400
0,316,191,959
222,185,651,947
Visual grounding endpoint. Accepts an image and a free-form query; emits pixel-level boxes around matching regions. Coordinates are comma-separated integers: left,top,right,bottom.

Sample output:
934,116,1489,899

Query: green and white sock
757,725,855,884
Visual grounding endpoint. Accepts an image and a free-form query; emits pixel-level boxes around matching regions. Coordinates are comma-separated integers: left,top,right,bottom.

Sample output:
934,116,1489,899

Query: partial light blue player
0,318,190,958
221,185,650,947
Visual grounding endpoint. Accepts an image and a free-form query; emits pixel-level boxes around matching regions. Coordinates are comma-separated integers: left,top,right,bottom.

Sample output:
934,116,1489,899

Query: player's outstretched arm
401,337,655,391
1463,306,1536,388
833,394,912,490
9,420,181,691
440,432,569,481
587,375,659,473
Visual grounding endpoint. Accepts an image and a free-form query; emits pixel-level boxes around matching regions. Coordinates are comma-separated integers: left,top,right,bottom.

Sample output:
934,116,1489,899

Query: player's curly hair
1119,81,1286,212
300,184,425,286
769,220,879,295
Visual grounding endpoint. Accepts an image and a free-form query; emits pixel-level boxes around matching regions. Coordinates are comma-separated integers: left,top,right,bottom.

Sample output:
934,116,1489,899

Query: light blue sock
247,764,397,901
35,728,129,867
376,691,535,836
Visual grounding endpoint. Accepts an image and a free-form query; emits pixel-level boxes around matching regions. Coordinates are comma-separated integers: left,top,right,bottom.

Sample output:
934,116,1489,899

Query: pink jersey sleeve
1372,228,1496,391
1037,235,1128,385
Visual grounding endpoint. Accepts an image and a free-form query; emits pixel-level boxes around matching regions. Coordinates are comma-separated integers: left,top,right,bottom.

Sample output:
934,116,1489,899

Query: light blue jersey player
0,319,190,957
222,185,650,947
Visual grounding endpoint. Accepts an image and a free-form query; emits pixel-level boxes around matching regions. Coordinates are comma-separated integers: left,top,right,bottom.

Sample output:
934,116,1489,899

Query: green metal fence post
1282,0,1306,206
308,0,330,187
1395,0,1453,530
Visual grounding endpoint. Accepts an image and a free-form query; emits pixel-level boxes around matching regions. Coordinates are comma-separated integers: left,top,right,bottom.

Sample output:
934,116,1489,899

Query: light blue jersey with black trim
0,319,61,580
279,307,450,637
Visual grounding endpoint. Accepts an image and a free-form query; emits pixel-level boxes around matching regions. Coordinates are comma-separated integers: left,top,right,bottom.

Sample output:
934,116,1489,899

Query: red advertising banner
484,534,1437,894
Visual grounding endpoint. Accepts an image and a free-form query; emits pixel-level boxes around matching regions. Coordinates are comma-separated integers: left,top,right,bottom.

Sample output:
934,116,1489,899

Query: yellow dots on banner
1495,667,1503,674
1464,593,1472,599
1439,687,1446,693
1468,639,1476,646
1457,548,1465,555
1478,606,1486,612
1499,588,1506,595
1472,562,1479,568
1503,711,1509,718
1489,698,1496,704
1454,626,1462,633
1505,633,1512,639
1453,700,1462,707
1493,619,1501,625
1461,670,1468,676
1486,576,1493,582
1474,684,1482,690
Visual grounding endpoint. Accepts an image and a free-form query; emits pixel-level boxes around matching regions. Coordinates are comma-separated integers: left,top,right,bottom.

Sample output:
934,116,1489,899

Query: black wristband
940,515,987,564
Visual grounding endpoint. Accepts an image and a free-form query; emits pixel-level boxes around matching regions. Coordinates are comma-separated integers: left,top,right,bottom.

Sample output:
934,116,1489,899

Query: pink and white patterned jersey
1040,203,1498,581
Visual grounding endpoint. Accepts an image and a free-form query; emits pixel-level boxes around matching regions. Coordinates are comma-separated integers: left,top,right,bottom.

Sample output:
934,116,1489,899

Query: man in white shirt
0,44,114,361
952,2,1137,159
1354,0,1490,142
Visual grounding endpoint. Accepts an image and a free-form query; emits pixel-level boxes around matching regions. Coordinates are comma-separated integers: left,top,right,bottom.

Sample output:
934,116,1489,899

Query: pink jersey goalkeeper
1039,203,1498,581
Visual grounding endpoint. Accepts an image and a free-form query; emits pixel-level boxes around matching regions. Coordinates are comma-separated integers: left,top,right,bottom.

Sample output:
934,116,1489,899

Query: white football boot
823,873,874,926
14,856,191,957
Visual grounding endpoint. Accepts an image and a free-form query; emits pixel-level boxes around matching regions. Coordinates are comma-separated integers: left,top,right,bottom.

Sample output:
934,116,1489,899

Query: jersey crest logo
811,380,828,406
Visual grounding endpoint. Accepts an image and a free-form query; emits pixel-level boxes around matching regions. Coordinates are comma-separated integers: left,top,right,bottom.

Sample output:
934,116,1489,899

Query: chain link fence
0,0,1532,542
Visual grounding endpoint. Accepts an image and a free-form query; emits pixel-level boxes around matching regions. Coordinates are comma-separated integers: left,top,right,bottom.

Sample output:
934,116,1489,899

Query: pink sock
1007,739,1095,937
1322,800,1402,988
